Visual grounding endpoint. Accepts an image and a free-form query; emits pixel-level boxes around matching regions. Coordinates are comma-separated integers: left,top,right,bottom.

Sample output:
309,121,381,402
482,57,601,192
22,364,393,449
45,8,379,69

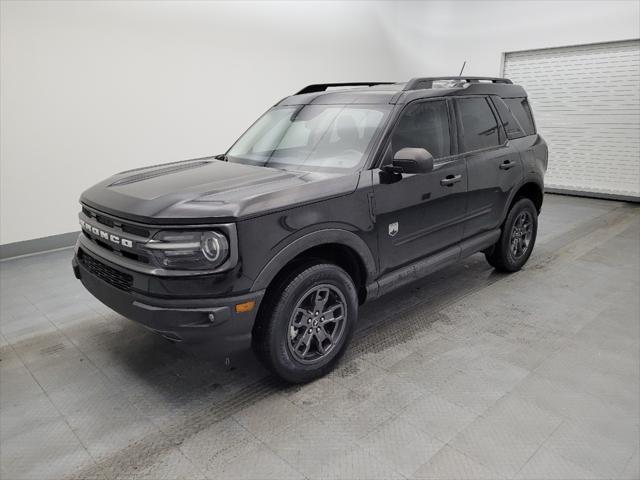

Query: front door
372,99,468,275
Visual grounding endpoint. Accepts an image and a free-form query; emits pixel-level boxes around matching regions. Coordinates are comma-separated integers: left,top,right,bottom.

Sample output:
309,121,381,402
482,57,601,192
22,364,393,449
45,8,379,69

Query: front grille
82,231,150,264
122,224,150,238
95,214,115,228
81,205,151,264
79,249,133,292
82,205,150,238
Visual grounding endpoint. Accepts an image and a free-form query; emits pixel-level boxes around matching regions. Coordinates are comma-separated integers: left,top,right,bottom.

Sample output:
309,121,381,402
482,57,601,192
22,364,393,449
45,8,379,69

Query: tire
485,198,538,272
252,262,358,383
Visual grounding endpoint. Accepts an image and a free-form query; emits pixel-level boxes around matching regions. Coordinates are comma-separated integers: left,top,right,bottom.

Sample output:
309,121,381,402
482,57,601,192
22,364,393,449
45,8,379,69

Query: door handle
500,160,515,170
440,174,462,187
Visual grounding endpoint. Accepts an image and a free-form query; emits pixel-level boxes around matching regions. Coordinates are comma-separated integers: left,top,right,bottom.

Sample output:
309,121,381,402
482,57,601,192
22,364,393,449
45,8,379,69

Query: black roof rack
404,76,512,91
296,82,395,95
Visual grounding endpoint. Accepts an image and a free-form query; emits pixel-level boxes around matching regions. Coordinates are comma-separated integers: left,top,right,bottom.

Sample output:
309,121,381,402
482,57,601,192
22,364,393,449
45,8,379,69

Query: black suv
73,77,547,382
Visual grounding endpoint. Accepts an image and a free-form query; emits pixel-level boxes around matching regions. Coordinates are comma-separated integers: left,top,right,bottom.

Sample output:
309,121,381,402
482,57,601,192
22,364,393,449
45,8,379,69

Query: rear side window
504,97,536,136
456,97,501,151
390,100,451,159
492,97,525,140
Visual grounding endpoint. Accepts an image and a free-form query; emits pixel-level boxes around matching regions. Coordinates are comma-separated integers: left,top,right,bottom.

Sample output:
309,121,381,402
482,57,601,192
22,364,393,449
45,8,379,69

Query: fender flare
251,229,377,292
501,177,544,221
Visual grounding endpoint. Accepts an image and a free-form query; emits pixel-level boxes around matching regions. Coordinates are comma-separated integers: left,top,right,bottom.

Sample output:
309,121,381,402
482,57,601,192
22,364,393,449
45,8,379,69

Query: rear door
372,98,467,274
455,96,523,238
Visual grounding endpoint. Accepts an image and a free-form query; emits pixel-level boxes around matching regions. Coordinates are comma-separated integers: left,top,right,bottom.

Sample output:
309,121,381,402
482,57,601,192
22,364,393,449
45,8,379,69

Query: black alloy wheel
485,197,538,272
287,284,347,364
509,210,534,259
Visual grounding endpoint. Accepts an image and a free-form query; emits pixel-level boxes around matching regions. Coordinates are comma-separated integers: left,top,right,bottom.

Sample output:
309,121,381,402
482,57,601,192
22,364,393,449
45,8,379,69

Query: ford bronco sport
73,77,547,383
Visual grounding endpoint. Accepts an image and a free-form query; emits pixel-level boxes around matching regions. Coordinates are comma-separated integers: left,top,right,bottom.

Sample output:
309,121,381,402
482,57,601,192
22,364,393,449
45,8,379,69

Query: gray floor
1,194,638,480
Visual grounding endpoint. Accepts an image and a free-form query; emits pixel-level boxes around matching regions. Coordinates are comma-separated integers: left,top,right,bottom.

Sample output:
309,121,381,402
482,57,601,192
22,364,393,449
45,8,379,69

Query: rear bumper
72,248,264,355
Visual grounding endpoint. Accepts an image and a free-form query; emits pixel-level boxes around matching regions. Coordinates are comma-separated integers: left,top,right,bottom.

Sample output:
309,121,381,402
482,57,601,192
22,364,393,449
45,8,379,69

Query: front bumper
72,246,264,354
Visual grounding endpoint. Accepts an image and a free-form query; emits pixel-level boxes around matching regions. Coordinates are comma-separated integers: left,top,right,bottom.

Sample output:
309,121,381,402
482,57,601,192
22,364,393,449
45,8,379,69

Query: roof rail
296,82,395,95
404,76,512,91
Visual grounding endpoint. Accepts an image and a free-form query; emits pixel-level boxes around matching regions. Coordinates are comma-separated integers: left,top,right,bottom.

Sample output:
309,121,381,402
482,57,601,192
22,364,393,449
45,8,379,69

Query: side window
504,97,536,136
390,100,451,161
492,97,525,140
456,97,501,152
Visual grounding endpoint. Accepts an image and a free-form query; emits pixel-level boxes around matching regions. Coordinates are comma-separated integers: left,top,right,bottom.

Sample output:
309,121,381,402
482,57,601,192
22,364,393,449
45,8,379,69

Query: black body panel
81,159,356,224
73,247,263,352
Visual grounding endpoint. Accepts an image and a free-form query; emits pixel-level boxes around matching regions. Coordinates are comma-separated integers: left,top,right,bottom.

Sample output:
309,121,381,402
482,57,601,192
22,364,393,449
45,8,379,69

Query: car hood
80,157,359,223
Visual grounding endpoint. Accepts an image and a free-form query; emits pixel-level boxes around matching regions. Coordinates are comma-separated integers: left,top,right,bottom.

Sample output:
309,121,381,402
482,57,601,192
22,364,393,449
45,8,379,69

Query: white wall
379,0,640,78
0,0,397,245
1,0,639,246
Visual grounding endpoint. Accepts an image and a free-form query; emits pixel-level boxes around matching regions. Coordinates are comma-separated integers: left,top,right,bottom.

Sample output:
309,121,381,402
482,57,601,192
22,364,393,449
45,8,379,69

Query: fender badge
388,222,399,237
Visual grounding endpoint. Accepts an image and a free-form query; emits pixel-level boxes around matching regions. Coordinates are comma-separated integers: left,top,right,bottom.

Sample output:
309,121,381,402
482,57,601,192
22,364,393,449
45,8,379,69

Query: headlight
142,231,230,270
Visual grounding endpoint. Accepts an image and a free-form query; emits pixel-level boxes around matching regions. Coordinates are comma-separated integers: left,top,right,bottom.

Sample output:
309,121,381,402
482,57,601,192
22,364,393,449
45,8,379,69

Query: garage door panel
507,62,640,75
519,86,638,98
504,39,640,199
507,57,639,71
511,79,640,93
505,43,638,61
534,114,639,125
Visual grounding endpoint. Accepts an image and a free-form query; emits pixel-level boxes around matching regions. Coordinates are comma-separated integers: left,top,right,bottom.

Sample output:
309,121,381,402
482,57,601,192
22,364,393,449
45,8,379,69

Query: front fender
250,228,377,292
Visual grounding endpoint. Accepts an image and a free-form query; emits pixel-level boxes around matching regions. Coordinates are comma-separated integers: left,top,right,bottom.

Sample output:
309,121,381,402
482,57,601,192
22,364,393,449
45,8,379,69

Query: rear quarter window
503,97,536,136
492,97,526,140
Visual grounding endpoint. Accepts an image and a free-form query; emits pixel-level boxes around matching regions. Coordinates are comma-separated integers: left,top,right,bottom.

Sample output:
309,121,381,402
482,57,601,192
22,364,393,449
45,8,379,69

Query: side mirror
392,147,434,174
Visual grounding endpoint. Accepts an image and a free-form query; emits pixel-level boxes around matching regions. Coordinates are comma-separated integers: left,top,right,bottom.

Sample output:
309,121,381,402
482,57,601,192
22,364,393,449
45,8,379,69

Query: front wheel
485,198,538,272
252,263,358,383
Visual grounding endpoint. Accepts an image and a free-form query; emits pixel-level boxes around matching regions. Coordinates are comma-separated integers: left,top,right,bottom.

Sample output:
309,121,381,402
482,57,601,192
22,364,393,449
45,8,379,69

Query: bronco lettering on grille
80,219,134,248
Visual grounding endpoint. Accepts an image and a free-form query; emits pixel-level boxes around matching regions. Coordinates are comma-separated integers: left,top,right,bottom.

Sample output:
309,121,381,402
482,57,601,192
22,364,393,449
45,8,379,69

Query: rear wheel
485,198,538,272
252,263,357,383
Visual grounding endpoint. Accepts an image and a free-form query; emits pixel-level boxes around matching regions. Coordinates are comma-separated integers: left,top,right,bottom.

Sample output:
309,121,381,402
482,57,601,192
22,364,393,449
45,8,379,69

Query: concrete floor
1,194,638,480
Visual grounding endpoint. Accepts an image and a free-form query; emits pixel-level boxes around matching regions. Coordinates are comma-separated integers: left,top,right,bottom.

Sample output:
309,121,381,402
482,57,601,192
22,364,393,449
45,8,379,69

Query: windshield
227,104,391,172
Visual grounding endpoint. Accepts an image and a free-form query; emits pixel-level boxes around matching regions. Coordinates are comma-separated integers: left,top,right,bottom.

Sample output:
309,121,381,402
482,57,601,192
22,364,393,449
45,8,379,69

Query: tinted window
493,97,525,139
390,100,451,159
456,97,500,151
504,97,536,136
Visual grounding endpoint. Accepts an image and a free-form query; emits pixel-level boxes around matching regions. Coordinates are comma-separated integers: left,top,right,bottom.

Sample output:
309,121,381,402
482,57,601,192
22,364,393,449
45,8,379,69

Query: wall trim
0,231,79,261
545,187,639,204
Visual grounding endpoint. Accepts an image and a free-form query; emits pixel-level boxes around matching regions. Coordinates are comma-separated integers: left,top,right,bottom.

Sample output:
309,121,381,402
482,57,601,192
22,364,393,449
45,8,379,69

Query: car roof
276,77,527,106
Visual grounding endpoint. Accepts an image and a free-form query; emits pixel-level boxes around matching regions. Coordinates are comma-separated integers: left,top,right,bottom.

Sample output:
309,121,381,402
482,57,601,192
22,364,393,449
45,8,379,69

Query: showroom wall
1,0,639,249
0,1,397,246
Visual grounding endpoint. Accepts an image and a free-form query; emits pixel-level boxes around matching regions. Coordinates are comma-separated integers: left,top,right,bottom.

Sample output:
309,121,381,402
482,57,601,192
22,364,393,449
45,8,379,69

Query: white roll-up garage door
503,39,640,201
